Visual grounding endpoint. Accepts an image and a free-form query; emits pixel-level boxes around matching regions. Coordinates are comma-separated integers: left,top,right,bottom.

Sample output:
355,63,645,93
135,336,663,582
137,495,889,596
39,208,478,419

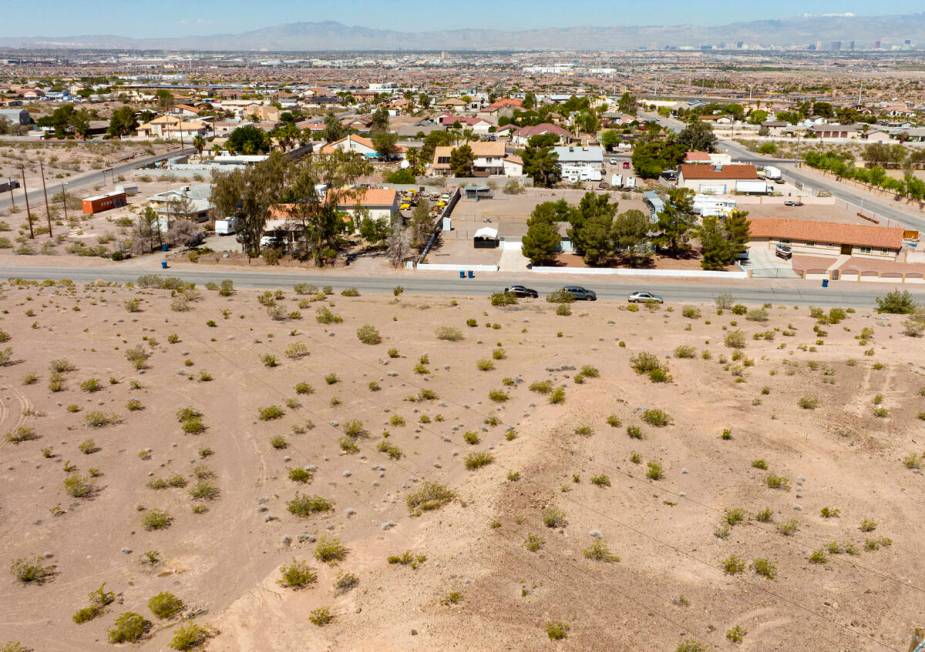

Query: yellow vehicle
400,202,412,211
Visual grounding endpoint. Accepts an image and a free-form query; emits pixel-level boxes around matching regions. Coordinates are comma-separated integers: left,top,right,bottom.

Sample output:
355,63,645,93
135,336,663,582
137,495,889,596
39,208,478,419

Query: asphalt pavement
0,264,921,308
0,147,196,212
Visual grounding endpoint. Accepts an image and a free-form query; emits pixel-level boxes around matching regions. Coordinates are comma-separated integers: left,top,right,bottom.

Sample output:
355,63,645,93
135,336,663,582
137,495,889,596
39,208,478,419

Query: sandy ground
1,281,925,651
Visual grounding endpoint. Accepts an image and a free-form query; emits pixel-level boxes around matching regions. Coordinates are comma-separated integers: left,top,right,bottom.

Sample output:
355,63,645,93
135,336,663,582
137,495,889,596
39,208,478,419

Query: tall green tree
372,131,399,160
655,188,697,257
612,209,651,264
410,199,433,250
676,119,717,152
226,125,271,155
108,105,138,137
618,92,638,116
522,135,561,188
371,107,390,132
322,111,346,143
698,210,750,270
521,203,562,265
631,137,685,179
568,192,618,264
210,151,290,258
449,144,475,177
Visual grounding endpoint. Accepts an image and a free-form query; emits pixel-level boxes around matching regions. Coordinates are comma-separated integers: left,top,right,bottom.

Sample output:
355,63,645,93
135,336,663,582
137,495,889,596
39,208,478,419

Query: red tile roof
748,218,904,250
679,164,758,180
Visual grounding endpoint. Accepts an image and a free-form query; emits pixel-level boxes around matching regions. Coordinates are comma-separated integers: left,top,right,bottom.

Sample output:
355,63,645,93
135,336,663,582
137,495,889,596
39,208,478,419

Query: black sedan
504,285,539,298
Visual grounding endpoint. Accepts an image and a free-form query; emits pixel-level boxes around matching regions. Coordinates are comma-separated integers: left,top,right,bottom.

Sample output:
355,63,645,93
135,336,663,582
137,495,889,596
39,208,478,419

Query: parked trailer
215,218,237,235
735,180,771,195
610,174,623,188
623,176,637,190
82,191,127,215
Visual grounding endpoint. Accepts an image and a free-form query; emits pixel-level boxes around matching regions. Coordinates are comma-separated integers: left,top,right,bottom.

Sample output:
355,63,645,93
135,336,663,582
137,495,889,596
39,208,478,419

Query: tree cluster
210,150,373,264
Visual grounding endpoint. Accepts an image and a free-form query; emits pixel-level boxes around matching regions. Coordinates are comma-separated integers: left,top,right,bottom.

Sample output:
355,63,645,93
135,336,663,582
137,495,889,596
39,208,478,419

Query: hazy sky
3,0,922,36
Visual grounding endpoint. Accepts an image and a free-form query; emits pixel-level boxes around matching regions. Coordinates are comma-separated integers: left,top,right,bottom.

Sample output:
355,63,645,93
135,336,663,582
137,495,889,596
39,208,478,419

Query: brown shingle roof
748,218,904,250
679,164,758,181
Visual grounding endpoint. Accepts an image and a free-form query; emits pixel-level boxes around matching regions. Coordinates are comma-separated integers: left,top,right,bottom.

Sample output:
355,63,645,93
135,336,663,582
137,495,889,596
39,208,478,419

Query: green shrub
189,480,220,501
718,555,745,577
148,592,185,619
5,426,38,444
542,506,566,528
142,509,172,531
278,559,317,589
464,451,494,470
766,474,790,490
752,557,777,579
682,306,701,319
169,623,210,651
258,405,285,421
546,622,569,640
10,557,53,583
406,481,454,515
314,537,348,563
724,329,746,348
356,324,382,344
876,290,917,314
85,411,120,428
64,473,94,498
436,326,464,341
108,612,151,644
646,461,664,480
546,289,575,304
490,292,517,306
287,494,332,517
674,345,696,358
641,408,671,427
583,540,619,562
309,607,334,626
289,467,313,483
798,396,818,410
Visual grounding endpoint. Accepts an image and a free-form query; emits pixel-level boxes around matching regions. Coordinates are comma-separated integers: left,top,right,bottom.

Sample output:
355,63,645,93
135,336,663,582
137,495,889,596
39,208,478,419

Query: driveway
744,244,799,278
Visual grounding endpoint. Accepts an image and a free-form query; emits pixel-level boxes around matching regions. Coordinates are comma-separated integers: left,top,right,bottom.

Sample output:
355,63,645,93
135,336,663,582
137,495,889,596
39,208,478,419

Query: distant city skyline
2,0,924,38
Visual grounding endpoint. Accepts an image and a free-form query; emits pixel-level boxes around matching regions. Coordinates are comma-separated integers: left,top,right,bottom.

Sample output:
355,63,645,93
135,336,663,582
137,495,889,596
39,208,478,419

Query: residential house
677,164,763,194
553,145,604,169
136,115,210,141
430,141,522,177
684,151,732,166
748,218,903,259
808,124,863,140
439,115,493,135
512,123,571,146
440,98,467,114
478,98,523,122
336,187,400,222
147,184,213,222
320,134,379,158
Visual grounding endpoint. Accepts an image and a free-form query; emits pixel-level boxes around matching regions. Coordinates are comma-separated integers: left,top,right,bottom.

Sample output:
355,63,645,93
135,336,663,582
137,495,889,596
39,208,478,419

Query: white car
628,291,664,304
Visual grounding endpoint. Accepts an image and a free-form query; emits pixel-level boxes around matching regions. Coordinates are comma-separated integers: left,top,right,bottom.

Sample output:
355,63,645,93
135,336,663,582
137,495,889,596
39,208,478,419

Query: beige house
430,141,522,177
749,218,904,259
136,115,210,141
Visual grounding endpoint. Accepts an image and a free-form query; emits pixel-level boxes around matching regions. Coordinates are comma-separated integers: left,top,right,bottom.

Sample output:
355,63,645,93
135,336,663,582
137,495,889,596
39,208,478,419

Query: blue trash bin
822,279,829,288
161,259,168,269
459,271,465,279
467,270,475,279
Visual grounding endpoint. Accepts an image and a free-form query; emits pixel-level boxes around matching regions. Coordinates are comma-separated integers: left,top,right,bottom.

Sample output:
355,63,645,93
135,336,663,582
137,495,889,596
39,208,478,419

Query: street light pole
20,166,34,239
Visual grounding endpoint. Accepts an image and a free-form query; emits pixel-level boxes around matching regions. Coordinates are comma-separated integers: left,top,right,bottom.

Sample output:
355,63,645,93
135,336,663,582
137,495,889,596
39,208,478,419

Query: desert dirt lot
1,280,925,651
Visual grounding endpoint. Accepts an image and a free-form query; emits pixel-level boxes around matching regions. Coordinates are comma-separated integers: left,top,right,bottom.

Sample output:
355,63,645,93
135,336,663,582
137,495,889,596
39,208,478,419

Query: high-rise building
830,41,842,51
875,40,882,49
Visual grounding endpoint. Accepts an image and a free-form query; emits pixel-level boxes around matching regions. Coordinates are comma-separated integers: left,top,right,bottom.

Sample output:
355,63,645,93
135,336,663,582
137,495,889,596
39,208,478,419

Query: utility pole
39,161,52,237
20,167,34,239
6,177,14,209
61,182,69,224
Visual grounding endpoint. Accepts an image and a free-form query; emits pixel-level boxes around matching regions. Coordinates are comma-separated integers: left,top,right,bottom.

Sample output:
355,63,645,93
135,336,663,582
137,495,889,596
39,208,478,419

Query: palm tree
193,135,205,158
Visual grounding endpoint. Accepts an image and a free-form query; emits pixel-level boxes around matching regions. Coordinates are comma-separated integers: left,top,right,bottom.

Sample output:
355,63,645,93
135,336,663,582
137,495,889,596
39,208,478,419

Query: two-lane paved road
0,147,196,212
0,264,920,308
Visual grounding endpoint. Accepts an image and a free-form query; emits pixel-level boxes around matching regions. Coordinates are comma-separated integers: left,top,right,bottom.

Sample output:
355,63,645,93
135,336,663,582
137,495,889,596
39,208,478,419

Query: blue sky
3,0,922,36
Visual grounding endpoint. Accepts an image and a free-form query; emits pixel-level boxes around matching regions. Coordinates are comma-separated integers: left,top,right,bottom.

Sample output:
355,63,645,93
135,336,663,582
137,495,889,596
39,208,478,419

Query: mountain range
1,14,924,51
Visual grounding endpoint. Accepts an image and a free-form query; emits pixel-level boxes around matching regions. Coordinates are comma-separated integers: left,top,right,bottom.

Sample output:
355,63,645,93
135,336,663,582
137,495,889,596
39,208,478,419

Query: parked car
598,181,610,190
560,286,597,301
609,158,619,165
775,243,793,260
784,200,804,207
628,291,664,304
504,285,539,298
